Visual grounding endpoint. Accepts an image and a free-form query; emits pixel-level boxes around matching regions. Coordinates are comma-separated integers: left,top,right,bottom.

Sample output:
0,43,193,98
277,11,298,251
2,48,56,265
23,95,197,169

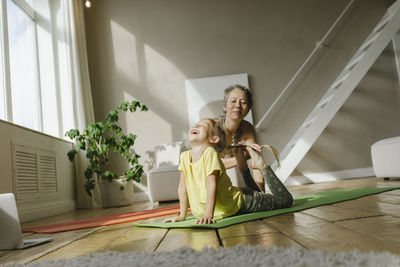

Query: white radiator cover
12,143,58,201
11,142,76,222
0,120,76,223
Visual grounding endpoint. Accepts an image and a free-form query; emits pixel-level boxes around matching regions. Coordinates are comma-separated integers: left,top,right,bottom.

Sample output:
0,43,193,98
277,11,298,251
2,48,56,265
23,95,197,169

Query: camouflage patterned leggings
238,166,293,214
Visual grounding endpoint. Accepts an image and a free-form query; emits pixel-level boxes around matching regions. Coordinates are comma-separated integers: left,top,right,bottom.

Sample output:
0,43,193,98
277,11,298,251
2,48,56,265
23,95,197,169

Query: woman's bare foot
233,148,248,170
246,146,267,170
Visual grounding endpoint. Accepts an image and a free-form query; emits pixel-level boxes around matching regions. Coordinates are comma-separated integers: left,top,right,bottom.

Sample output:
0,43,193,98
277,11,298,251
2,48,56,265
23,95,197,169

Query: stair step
346,14,392,69
360,31,380,51
346,51,366,71
331,71,351,89
359,13,393,52
317,93,335,108
302,115,317,129
302,106,324,127
280,125,308,158
288,120,318,150
286,91,338,159
373,12,393,33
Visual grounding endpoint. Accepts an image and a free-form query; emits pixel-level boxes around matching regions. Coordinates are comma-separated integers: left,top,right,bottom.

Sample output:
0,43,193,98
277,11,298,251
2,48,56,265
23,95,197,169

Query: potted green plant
65,100,148,207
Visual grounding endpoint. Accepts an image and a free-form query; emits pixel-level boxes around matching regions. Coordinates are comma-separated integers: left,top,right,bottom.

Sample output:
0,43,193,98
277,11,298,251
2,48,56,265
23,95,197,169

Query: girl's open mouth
190,129,199,135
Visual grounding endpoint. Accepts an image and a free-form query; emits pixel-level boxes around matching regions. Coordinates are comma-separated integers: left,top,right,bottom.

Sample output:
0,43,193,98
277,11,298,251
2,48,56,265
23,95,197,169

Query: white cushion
147,165,180,202
371,136,400,178
147,142,183,202
372,136,400,146
148,165,179,174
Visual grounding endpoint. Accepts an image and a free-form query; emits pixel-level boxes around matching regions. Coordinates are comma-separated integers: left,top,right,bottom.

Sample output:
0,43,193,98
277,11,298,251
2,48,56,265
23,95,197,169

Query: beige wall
84,0,399,183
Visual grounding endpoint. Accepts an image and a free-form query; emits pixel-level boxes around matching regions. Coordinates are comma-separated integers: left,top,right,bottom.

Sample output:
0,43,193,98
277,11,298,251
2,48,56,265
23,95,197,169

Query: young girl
163,118,293,224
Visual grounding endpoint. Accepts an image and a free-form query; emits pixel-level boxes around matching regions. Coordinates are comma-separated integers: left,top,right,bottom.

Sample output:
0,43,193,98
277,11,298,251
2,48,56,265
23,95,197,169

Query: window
0,0,65,137
0,0,7,120
0,36,5,119
7,0,41,131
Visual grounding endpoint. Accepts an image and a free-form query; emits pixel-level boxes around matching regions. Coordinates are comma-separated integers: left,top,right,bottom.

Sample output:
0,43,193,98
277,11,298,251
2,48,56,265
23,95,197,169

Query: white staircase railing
255,0,355,129
272,0,400,182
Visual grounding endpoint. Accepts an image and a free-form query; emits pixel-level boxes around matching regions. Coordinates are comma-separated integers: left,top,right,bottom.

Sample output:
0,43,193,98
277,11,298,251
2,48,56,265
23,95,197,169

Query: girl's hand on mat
195,216,216,224
163,215,185,223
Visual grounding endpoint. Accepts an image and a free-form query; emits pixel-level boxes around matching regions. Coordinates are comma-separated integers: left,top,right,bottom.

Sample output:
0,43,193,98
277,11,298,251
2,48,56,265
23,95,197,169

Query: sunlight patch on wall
144,44,186,107
123,92,173,170
110,20,139,83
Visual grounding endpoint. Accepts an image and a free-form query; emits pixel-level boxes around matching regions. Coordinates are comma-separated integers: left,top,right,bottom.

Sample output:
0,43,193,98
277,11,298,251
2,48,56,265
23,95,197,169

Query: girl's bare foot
233,148,248,170
246,146,267,170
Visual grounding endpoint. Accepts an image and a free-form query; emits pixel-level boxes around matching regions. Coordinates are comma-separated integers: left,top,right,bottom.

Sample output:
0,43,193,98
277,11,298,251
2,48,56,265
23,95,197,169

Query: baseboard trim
18,199,76,223
133,191,150,202
286,167,375,185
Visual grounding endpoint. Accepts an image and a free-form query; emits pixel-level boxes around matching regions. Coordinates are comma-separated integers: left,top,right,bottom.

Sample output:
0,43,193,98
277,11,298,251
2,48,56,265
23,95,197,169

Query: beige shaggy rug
2,245,400,267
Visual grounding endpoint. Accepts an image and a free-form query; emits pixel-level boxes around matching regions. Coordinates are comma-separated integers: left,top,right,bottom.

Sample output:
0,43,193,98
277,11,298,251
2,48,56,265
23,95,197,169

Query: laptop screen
0,193,24,250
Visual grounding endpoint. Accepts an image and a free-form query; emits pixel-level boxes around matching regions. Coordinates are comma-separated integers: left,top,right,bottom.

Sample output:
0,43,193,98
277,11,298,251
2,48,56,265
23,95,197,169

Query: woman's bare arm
221,157,237,169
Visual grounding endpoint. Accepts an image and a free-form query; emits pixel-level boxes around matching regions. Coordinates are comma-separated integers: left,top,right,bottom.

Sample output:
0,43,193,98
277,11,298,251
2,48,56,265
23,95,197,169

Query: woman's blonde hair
204,118,226,153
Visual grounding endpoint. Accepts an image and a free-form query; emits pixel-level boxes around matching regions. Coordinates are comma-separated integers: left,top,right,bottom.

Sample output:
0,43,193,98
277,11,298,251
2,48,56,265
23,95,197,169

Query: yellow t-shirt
178,146,243,220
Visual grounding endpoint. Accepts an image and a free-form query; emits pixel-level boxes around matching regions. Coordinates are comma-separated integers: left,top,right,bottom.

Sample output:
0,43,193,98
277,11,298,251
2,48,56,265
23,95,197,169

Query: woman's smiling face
224,89,249,120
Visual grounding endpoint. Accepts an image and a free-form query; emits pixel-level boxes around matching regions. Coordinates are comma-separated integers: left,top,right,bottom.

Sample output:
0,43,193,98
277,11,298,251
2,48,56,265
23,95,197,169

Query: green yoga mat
134,187,400,229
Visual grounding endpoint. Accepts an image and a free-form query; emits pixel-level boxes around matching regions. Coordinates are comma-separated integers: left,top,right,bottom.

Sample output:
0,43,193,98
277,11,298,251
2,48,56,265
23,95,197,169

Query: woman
214,84,266,192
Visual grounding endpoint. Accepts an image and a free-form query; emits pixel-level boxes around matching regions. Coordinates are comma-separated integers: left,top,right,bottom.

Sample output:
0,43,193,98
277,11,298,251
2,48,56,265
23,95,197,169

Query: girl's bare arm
163,172,188,223
195,170,217,224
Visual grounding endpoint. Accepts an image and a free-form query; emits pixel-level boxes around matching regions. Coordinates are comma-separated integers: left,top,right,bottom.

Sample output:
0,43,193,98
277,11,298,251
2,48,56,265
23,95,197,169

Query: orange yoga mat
22,205,180,234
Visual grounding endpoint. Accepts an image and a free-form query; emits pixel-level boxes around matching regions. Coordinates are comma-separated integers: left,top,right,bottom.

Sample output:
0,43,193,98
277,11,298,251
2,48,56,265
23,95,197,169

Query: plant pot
98,177,134,208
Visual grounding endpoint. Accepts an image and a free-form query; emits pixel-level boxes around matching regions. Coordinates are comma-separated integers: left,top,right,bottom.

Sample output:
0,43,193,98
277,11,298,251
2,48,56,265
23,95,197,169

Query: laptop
0,193,51,250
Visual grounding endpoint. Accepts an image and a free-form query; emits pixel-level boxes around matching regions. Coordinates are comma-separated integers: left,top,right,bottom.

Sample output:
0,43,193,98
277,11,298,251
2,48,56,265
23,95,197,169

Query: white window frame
0,0,12,121
1,0,43,131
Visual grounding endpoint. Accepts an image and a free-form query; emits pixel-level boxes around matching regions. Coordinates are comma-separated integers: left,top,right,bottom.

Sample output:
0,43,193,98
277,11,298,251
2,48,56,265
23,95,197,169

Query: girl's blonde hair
204,118,226,153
